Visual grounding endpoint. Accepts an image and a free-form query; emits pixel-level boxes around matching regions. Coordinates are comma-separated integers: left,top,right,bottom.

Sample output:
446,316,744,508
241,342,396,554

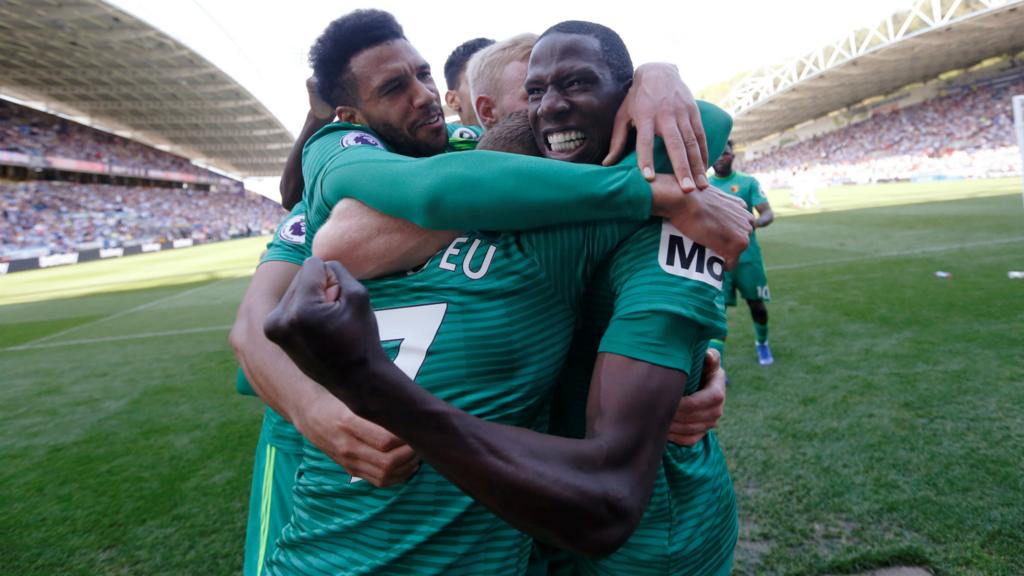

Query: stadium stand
1,181,281,260
1,99,231,181
745,70,1024,186
0,99,283,265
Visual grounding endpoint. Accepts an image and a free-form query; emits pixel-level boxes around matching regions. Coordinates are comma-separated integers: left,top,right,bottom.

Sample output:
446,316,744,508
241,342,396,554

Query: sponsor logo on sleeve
279,214,306,244
340,131,385,150
657,221,724,289
451,126,479,140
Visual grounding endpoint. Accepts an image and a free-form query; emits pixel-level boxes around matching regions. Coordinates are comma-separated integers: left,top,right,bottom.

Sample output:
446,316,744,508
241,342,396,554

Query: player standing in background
710,140,775,366
443,37,495,128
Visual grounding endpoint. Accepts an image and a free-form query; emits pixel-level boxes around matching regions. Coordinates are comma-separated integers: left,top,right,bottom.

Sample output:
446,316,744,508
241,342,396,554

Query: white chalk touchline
3,325,233,352
769,236,1024,272
14,279,232,348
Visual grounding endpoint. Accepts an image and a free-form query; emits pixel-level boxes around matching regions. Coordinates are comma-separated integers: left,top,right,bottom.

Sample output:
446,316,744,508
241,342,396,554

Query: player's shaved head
527,20,633,165
309,9,406,107
538,21,634,89
477,110,541,156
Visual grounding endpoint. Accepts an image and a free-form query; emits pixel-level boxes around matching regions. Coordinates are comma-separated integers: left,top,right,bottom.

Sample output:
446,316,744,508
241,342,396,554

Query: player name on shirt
438,236,496,280
657,221,725,289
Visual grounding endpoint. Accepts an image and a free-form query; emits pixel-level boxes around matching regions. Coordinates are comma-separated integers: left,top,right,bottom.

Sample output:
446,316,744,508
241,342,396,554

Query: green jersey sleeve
304,123,652,233
749,175,768,206
596,219,727,374
260,203,310,266
599,309,704,376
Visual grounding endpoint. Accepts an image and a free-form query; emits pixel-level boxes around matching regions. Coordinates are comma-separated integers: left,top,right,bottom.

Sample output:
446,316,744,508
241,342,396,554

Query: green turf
0,180,1022,575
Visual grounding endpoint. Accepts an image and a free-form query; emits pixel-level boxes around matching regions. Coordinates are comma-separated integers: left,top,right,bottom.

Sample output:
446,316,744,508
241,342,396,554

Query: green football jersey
266,230,645,576
709,171,767,265
548,148,738,576
549,222,738,576
266,124,648,576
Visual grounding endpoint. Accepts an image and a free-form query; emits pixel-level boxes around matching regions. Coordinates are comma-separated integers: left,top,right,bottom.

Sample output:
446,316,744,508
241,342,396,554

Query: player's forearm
328,149,653,231
312,199,457,279
230,297,325,427
325,358,672,557
280,111,333,210
756,207,774,228
229,262,328,426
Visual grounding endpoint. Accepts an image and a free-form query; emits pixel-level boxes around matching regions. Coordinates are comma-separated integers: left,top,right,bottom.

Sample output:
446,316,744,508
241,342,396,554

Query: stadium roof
724,0,1024,144
0,0,293,178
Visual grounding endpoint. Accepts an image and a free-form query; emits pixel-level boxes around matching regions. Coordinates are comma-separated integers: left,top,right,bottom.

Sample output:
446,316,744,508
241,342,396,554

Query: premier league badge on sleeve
279,214,306,244
340,131,385,150
451,127,479,140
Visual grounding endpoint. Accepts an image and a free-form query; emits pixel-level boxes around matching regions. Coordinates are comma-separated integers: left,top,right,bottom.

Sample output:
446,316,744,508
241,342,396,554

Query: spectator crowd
746,75,1024,188
0,99,224,179
1,181,284,258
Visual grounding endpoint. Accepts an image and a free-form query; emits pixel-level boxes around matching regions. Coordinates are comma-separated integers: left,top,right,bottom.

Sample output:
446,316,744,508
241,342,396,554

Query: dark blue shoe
756,342,773,366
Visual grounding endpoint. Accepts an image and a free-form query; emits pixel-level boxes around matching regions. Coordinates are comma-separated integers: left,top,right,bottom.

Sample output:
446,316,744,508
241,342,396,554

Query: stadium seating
0,99,222,178
1,181,283,259
747,74,1024,188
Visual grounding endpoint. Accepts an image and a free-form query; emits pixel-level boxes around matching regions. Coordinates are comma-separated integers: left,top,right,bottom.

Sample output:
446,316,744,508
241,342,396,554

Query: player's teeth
547,131,585,152
547,130,585,144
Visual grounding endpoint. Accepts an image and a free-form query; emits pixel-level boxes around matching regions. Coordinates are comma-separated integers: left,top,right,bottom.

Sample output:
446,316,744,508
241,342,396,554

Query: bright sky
106,0,911,197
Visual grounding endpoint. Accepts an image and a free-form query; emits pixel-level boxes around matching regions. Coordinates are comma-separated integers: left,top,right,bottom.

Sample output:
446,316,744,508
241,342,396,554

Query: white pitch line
17,278,232,348
768,236,1024,272
3,325,233,352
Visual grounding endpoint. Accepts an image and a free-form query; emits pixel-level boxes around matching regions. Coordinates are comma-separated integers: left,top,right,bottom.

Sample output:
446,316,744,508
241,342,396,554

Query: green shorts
723,260,769,306
244,409,302,576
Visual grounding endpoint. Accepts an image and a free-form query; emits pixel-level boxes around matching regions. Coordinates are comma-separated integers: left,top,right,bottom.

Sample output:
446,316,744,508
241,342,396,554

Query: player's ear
336,106,366,126
444,90,461,114
475,95,496,129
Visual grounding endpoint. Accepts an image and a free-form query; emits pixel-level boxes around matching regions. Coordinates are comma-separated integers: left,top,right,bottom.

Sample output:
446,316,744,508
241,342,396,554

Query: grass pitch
1,179,1022,575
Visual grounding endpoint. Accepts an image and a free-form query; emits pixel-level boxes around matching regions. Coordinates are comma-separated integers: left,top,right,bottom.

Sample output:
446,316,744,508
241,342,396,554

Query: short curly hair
308,10,406,107
538,21,633,89
443,37,495,91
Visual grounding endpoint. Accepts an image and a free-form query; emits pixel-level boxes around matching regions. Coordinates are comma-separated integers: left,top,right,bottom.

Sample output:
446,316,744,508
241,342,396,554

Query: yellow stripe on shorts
257,444,276,576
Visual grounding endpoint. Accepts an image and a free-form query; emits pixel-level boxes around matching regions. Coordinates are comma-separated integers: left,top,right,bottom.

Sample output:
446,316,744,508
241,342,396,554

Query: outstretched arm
265,259,689,556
